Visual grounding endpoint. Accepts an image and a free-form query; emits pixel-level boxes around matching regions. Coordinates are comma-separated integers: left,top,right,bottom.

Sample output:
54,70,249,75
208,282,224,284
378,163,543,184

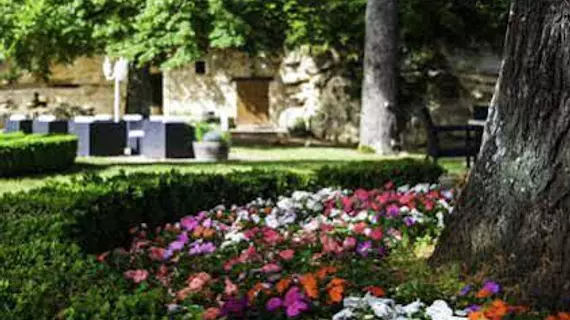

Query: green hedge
0,134,77,177
0,159,443,319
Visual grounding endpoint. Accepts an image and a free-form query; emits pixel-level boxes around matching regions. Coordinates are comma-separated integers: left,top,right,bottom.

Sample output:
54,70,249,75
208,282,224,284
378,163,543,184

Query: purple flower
459,284,472,296
266,297,283,311
387,205,400,217
189,241,216,255
284,287,309,318
180,217,199,231
482,281,501,294
168,241,185,251
377,246,387,257
356,241,372,257
466,304,481,312
168,232,189,251
221,296,248,317
163,249,173,260
404,217,415,227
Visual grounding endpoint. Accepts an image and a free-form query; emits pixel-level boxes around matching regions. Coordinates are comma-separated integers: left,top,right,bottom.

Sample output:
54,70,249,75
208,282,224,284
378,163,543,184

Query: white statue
103,56,129,122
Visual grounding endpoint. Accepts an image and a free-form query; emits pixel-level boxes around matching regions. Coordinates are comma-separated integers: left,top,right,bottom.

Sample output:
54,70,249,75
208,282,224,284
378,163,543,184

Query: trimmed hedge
0,134,77,177
0,159,443,319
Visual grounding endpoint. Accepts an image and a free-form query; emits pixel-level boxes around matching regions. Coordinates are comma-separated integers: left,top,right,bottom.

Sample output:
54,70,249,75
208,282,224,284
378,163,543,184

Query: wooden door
236,79,270,126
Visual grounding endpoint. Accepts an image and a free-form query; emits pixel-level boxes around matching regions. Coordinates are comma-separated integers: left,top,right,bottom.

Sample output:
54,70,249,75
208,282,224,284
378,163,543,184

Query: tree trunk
432,0,570,308
359,0,399,155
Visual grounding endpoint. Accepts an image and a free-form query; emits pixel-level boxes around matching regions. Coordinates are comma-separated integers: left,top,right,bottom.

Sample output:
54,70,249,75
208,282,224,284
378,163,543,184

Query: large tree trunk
432,0,570,308
359,0,399,155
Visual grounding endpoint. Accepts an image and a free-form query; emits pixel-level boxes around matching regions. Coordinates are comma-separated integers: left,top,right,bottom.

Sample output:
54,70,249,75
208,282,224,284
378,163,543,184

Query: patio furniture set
4,114,197,159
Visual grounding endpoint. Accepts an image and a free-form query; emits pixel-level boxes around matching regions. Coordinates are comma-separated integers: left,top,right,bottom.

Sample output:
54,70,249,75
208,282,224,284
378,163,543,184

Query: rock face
0,57,120,122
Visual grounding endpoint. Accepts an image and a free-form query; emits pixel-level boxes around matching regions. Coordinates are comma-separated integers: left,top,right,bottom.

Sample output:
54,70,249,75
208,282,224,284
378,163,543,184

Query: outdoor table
33,115,68,134
69,116,127,156
141,117,195,158
124,114,144,155
5,114,33,134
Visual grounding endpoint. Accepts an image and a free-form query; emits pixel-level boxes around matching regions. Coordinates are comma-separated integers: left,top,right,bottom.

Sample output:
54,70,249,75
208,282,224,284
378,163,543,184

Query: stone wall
0,56,120,119
163,50,280,121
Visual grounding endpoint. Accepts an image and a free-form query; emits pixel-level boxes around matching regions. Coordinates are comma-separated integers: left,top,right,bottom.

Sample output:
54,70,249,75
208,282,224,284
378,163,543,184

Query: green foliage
0,134,77,177
316,159,444,190
0,0,99,79
0,0,510,77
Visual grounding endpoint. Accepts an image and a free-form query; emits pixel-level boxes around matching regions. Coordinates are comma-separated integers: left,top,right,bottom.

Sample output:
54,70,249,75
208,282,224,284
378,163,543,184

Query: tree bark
359,0,399,155
432,0,570,308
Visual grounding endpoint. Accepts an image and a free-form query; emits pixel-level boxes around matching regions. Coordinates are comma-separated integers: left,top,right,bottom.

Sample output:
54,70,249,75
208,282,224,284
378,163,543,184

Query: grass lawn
0,146,467,194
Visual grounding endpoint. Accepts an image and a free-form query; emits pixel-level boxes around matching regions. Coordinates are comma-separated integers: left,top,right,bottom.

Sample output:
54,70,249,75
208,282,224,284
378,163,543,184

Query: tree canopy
0,0,509,79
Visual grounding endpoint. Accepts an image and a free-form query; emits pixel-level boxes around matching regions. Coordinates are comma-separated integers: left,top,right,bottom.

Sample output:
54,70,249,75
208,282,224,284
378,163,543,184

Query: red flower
363,286,385,297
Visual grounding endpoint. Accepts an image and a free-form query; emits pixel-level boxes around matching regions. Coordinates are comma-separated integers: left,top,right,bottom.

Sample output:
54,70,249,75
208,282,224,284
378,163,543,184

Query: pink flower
320,235,342,254
263,228,283,245
261,263,282,273
187,272,211,292
354,189,369,201
279,249,295,261
352,222,368,235
124,269,149,283
343,237,357,249
369,228,383,241
224,277,238,296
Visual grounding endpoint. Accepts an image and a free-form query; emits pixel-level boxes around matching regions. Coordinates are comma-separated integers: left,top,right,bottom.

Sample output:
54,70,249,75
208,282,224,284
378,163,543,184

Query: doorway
235,78,271,126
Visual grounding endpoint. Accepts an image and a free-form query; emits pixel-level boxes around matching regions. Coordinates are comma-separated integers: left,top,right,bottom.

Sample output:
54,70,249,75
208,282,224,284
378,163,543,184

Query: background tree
359,0,399,155
432,0,570,308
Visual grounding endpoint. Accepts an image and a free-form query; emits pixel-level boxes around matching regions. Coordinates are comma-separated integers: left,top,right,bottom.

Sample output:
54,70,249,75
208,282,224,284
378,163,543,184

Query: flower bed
101,183,569,319
101,183,457,318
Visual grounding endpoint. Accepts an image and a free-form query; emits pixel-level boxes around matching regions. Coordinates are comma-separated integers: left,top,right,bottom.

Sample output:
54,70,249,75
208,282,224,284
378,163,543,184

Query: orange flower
476,288,493,299
546,316,558,320
328,285,344,303
326,278,347,304
202,228,215,239
484,299,509,320
363,286,385,297
193,226,204,238
276,277,291,294
559,313,570,320
248,282,266,303
469,311,486,320
299,273,319,299
316,266,338,280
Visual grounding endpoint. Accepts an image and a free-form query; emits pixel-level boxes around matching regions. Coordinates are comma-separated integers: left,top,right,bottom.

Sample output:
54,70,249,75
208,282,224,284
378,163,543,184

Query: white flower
251,214,260,224
402,300,424,316
425,300,467,320
332,308,355,320
411,183,430,193
265,213,279,229
303,219,320,232
355,210,368,221
436,212,445,229
330,208,342,218
397,185,410,193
